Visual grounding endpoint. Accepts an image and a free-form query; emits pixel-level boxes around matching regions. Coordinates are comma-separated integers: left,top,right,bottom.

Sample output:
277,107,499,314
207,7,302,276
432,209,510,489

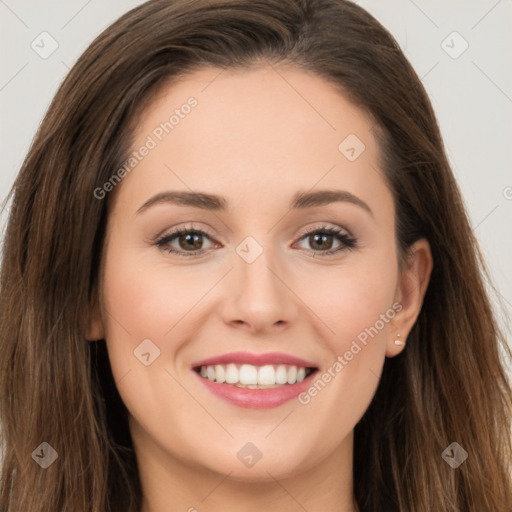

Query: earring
394,333,405,346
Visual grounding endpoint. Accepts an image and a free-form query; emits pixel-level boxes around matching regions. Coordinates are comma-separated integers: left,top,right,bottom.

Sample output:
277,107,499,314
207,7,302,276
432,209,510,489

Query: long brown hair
1,1,511,510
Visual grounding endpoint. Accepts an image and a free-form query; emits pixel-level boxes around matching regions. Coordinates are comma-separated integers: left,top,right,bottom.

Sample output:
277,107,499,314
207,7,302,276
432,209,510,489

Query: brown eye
308,232,335,251
155,228,216,256
295,226,357,256
177,232,204,251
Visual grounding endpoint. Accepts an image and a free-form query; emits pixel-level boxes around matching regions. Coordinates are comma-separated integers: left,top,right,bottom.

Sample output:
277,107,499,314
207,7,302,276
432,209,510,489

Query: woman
1,0,511,510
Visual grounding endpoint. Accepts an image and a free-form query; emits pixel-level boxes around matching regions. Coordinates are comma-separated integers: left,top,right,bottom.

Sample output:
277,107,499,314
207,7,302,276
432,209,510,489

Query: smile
196,363,315,388
191,352,319,409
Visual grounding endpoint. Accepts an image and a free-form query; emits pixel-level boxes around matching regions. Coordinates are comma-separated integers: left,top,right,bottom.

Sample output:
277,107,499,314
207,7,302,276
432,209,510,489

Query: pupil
312,233,332,250
182,233,201,249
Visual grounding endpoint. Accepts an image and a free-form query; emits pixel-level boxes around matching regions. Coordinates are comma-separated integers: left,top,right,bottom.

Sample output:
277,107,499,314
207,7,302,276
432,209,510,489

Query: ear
386,238,433,357
85,298,105,341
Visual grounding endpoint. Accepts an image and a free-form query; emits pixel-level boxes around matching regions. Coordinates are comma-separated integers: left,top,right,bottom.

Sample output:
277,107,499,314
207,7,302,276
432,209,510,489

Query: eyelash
154,223,357,258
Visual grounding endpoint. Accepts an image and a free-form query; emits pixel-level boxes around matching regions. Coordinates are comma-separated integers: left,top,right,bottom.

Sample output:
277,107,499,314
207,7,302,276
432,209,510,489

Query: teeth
197,363,313,387
215,364,225,383
225,363,238,384
287,365,297,384
275,364,288,385
239,364,258,385
258,364,275,385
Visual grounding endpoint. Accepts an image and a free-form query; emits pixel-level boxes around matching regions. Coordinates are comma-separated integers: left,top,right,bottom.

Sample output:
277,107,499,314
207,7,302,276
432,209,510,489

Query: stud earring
394,333,405,346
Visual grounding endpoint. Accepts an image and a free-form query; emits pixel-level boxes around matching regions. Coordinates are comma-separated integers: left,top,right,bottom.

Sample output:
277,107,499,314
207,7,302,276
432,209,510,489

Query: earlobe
386,238,433,357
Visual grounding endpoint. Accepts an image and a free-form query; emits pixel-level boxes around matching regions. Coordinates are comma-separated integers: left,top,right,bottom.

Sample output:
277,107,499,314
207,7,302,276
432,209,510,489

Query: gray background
1,0,511,373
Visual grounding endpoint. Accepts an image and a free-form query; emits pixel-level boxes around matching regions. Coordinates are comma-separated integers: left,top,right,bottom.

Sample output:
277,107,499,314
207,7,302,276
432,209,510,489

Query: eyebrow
136,189,373,217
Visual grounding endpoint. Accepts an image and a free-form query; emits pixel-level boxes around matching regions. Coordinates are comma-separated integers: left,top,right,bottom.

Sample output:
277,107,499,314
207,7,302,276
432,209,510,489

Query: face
89,64,430,484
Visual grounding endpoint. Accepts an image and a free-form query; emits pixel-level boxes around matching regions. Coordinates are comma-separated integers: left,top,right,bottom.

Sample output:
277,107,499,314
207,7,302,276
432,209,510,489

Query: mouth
194,363,317,389
191,352,319,409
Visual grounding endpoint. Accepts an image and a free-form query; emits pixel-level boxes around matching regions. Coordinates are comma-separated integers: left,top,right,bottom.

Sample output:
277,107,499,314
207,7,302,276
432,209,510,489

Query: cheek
99,247,205,429
102,244,198,338
301,257,398,352
285,258,399,464
332,275,396,348
299,253,398,403
99,241,191,384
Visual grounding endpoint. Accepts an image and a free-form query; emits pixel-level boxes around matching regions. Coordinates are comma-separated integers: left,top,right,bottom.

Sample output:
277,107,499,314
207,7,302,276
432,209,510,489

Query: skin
87,64,432,512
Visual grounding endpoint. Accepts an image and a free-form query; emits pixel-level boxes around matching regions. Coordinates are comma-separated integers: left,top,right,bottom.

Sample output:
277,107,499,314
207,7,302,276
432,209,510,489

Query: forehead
120,64,389,216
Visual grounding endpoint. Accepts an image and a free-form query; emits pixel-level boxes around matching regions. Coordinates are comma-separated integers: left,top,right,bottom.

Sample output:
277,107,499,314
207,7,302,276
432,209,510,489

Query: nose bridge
235,233,282,300
224,232,296,330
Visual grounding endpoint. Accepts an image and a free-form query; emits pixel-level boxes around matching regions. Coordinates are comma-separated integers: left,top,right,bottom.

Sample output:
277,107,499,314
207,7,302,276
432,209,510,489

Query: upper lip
192,351,318,369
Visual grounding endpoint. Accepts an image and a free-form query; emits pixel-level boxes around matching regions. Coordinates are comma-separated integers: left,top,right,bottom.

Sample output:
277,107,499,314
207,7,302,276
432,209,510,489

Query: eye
294,225,357,256
155,224,217,256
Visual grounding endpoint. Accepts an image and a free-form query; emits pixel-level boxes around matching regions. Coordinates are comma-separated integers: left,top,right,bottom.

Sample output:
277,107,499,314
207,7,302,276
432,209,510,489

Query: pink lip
191,351,318,410
194,371,317,409
191,351,317,369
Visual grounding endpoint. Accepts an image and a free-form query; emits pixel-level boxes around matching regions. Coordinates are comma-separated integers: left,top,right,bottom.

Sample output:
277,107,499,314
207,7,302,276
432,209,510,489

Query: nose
220,242,298,334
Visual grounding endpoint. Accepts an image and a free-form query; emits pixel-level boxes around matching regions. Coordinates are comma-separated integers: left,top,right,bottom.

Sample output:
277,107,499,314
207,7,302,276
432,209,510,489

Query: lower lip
194,371,316,409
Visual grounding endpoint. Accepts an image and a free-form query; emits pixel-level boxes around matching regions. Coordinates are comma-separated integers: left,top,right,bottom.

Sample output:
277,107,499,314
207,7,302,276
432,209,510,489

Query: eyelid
297,223,354,239
154,222,215,242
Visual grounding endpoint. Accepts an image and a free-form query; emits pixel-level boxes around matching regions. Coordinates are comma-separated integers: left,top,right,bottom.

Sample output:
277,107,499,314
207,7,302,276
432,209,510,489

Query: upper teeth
198,363,309,387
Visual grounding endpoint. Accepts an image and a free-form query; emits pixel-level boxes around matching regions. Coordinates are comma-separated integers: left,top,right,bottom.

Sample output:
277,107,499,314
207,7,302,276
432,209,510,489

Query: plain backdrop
1,0,511,375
